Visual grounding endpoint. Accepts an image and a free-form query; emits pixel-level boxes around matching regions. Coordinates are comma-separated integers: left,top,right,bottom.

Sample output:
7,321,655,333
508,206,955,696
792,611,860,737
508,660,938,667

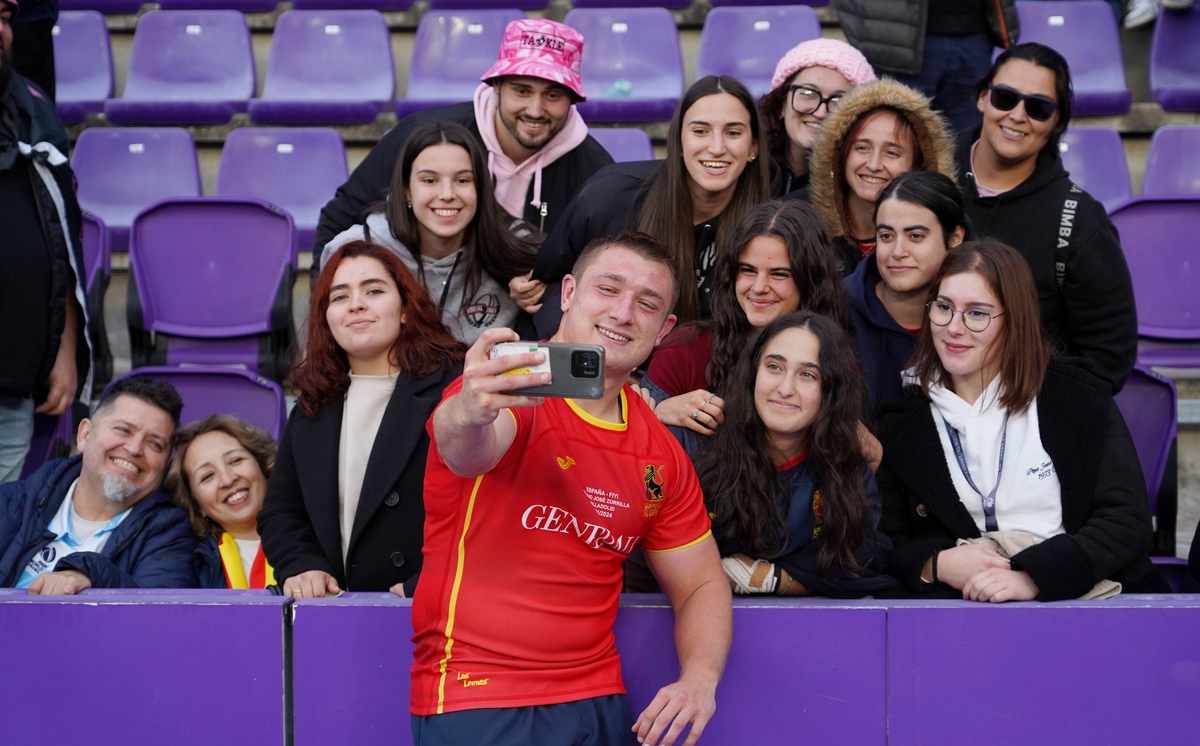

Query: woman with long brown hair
690,311,895,597
258,240,465,598
321,120,541,344
877,239,1166,601
518,75,772,335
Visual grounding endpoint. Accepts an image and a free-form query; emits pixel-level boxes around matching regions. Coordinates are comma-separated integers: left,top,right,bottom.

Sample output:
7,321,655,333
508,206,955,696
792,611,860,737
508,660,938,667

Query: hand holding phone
491,342,605,399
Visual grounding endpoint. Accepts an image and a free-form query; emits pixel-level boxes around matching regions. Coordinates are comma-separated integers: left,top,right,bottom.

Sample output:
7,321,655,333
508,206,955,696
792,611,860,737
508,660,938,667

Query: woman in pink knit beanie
761,38,876,197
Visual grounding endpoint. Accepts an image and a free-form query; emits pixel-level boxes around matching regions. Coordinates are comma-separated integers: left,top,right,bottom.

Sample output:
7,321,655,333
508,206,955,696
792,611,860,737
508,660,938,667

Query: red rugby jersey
411,380,711,715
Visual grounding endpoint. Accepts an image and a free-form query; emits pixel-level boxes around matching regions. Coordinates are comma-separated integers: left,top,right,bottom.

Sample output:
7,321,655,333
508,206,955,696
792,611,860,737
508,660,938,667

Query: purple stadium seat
1153,556,1189,592
52,11,113,125
711,0,828,5
19,413,78,481
58,0,145,12
1143,126,1200,196
428,0,544,8
695,6,821,99
1057,127,1131,212
395,9,524,119
1109,196,1200,368
127,197,296,382
104,10,254,126
1151,6,1200,112
157,0,279,10
571,0,690,8
1014,1,1131,117
564,8,684,123
248,10,394,125
588,127,654,162
107,367,287,439
215,128,348,254
72,127,202,254
80,211,114,392
1114,365,1177,511
291,0,412,9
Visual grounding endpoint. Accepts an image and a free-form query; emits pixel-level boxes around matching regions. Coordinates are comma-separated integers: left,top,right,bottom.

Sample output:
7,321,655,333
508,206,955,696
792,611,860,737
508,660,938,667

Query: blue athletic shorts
412,694,637,746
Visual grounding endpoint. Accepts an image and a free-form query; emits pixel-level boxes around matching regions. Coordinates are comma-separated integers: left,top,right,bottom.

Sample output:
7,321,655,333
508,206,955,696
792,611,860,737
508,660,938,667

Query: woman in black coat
258,241,465,598
876,239,1165,602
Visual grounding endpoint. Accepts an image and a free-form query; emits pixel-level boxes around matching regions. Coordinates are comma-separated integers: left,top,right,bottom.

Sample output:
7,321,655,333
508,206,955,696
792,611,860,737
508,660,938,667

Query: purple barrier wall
290,594,888,745
887,597,1200,745
291,594,414,745
615,595,888,745
0,589,286,745
4,591,1199,744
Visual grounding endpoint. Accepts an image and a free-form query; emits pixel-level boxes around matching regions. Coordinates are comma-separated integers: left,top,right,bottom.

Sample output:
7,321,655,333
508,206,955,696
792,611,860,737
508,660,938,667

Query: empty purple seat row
58,8,717,125
73,127,346,256
56,0,415,10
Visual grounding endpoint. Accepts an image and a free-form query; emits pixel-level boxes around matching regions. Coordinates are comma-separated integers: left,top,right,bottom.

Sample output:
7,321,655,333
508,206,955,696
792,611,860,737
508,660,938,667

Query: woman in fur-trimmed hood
808,78,957,273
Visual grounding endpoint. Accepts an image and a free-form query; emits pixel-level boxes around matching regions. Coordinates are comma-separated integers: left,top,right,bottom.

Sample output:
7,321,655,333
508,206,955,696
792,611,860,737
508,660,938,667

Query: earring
407,202,412,209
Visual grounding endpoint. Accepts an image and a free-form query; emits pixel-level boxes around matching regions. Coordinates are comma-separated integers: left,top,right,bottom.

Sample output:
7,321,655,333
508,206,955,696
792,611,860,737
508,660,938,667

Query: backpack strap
1055,183,1083,291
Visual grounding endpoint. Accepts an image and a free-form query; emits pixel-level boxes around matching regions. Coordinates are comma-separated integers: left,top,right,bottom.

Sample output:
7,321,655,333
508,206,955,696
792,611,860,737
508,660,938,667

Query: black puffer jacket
834,0,1019,76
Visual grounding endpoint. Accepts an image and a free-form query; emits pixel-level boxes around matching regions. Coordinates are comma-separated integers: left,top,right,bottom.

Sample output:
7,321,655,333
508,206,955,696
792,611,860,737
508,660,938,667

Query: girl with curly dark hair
690,311,896,597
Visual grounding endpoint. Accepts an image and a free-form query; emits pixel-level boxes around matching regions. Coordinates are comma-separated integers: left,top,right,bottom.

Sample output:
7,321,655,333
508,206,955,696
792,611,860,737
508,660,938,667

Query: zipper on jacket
992,0,1011,49
539,202,548,233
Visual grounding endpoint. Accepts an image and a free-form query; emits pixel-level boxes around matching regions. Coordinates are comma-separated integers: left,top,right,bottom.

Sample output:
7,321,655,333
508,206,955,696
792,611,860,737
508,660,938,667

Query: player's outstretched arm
635,536,731,745
433,328,551,477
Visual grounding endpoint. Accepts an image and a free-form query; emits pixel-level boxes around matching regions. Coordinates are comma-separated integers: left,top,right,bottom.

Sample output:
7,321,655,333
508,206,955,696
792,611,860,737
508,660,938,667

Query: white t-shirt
16,480,132,588
234,538,262,586
338,372,398,563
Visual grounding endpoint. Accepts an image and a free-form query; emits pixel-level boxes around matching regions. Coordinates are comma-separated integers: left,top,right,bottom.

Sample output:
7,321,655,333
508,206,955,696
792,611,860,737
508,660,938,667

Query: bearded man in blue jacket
0,376,198,593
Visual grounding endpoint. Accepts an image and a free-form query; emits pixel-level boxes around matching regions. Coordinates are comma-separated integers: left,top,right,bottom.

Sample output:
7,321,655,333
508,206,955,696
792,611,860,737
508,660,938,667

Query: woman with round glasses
959,42,1136,393
808,78,957,276
876,238,1165,602
759,39,876,198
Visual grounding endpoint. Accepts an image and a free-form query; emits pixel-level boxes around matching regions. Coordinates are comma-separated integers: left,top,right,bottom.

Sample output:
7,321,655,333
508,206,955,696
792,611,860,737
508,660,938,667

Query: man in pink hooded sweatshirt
313,18,613,274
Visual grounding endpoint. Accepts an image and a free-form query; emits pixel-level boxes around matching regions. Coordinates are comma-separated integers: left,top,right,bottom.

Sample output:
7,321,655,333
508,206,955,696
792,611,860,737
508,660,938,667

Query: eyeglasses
987,84,1059,122
790,86,843,115
927,300,1005,333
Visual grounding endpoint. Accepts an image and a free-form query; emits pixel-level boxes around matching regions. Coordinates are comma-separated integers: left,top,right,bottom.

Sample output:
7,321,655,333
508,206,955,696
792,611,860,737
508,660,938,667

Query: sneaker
1163,0,1194,10
1124,0,1162,28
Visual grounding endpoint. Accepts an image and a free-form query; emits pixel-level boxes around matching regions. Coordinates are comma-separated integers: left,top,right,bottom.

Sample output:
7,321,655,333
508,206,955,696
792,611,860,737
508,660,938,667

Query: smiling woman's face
183,430,267,537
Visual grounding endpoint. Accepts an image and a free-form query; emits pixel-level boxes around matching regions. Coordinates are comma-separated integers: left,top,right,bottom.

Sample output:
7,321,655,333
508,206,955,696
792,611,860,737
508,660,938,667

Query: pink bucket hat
770,38,876,93
480,19,587,101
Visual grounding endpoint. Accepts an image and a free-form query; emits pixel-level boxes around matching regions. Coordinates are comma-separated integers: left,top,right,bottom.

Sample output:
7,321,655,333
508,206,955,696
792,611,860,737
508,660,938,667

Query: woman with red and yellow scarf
167,415,276,589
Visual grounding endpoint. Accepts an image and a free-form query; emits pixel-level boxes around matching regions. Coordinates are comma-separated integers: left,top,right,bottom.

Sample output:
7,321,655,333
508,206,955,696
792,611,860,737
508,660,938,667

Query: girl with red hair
259,241,465,598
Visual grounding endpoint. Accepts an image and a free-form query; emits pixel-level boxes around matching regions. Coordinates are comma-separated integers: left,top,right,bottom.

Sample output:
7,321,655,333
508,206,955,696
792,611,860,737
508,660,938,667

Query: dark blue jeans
893,31,994,136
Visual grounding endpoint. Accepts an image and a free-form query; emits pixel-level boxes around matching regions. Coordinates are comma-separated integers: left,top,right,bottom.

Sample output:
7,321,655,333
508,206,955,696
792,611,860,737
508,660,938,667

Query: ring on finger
690,410,700,420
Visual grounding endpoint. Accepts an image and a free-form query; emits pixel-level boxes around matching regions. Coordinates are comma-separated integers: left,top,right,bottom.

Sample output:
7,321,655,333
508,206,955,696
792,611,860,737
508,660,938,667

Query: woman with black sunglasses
958,42,1136,394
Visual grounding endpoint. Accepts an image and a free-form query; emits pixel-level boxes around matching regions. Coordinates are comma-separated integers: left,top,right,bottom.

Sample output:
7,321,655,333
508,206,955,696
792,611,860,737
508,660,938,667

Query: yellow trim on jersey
435,474,485,713
566,390,628,431
643,529,713,553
